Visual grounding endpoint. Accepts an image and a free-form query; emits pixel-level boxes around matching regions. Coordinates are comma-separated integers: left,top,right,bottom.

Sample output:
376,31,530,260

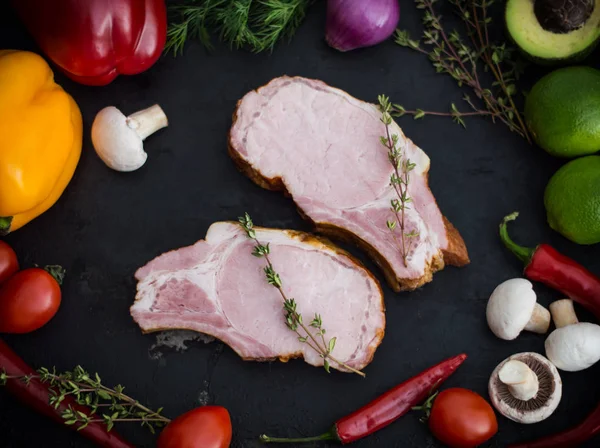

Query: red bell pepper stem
500,212,600,321
0,339,134,448
509,402,600,448
260,353,467,444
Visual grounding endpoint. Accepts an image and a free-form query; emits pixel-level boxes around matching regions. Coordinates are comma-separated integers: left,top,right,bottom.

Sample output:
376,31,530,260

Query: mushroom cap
489,352,562,424
486,278,537,340
545,322,600,372
91,106,148,172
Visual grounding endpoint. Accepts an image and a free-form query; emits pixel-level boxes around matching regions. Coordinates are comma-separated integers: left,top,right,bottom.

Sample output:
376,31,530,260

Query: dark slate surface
0,2,598,447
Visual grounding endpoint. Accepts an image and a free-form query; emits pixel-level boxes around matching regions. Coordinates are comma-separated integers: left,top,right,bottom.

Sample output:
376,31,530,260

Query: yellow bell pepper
0,50,82,235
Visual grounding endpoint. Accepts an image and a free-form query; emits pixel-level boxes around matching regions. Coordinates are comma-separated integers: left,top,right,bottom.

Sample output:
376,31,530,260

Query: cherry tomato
0,241,19,284
428,388,498,448
0,268,62,333
157,406,232,448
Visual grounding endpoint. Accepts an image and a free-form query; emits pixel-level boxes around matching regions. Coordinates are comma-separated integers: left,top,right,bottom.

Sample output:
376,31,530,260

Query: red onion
326,0,400,52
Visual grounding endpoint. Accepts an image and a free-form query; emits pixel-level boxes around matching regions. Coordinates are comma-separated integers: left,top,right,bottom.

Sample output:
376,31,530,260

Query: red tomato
428,388,498,448
157,406,232,448
0,241,19,284
0,268,62,333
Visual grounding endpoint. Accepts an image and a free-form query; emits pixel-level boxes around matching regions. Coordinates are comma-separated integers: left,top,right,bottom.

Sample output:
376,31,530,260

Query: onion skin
326,0,400,52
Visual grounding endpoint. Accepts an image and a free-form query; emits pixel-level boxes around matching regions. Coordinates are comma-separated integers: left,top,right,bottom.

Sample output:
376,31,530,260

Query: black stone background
0,1,598,447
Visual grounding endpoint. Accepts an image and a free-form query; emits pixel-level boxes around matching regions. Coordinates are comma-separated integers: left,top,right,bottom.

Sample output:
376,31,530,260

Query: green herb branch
394,0,530,142
0,366,170,433
238,213,365,377
166,0,313,55
379,96,419,267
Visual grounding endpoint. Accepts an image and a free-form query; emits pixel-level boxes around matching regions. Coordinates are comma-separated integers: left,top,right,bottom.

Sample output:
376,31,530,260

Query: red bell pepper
12,0,167,86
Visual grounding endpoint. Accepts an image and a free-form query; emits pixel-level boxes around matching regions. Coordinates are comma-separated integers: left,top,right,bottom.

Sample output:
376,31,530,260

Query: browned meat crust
228,77,469,292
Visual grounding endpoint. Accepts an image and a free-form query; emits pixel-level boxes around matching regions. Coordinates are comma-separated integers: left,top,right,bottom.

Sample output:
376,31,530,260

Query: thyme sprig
238,213,365,377
0,366,170,433
394,0,530,142
166,0,313,55
379,96,419,267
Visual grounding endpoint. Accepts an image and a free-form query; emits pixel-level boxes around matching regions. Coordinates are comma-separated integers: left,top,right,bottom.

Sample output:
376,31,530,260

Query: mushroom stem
498,360,539,401
126,105,168,140
524,303,551,334
550,299,579,329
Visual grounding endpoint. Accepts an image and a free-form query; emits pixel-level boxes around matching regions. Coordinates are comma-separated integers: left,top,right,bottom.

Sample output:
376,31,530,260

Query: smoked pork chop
229,76,469,291
131,222,385,372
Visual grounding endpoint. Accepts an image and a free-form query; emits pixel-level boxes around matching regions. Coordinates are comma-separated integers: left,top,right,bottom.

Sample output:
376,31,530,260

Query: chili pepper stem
260,427,337,443
499,212,535,265
0,216,12,236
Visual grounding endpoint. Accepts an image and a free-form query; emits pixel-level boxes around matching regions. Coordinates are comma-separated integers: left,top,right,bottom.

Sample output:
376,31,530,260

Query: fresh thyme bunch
394,0,530,142
378,96,419,267
238,213,365,377
0,366,169,432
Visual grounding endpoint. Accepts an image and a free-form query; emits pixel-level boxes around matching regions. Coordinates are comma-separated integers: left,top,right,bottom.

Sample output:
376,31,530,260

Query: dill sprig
238,213,365,377
378,96,419,267
165,0,313,55
394,0,530,142
0,366,170,433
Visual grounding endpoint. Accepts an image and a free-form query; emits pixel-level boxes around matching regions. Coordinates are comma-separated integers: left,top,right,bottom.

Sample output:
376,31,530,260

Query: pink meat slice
131,222,385,371
229,77,469,291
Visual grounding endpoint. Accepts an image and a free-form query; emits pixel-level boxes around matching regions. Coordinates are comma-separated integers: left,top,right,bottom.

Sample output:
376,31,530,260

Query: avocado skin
504,0,600,66
525,66,600,158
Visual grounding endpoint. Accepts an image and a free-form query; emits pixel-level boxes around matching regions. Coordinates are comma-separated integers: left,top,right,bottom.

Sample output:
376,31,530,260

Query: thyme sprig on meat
379,96,419,267
394,0,530,142
0,366,169,432
238,213,365,377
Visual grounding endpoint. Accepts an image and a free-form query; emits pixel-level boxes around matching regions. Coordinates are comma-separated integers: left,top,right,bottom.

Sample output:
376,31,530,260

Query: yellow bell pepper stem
0,50,82,234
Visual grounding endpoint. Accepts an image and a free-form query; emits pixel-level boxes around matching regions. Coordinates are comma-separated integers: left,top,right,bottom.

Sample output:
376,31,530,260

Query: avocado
525,66,600,158
506,0,600,64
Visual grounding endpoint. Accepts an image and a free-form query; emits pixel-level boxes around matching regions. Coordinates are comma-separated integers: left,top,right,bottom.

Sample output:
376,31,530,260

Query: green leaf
506,84,517,96
414,109,425,120
98,390,111,400
328,337,337,353
323,359,331,373
298,337,307,343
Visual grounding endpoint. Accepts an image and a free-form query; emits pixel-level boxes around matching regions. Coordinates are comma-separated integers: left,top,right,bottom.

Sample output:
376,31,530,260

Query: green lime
544,155,600,245
525,66,600,158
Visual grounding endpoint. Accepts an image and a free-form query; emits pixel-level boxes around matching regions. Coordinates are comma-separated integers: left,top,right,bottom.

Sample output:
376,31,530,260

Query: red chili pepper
0,339,134,448
260,353,467,444
500,212,600,321
12,0,167,86
509,403,600,448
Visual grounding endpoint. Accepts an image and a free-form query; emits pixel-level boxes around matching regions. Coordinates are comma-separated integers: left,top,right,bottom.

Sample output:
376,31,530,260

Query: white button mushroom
545,299,600,372
489,352,562,424
91,104,168,172
486,278,550,340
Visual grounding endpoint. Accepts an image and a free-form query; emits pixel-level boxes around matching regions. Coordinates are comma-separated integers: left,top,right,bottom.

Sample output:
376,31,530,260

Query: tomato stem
0,216,12,236
44,265,66,285
412,390,439,420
